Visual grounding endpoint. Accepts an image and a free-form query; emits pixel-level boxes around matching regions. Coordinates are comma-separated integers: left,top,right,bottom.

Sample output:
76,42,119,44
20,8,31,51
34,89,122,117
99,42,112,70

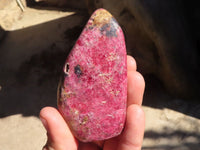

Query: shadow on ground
143,75,200,119
0,9,89,117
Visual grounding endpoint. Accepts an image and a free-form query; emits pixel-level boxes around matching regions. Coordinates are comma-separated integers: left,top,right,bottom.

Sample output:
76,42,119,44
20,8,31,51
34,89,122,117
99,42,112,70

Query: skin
40,55,145,150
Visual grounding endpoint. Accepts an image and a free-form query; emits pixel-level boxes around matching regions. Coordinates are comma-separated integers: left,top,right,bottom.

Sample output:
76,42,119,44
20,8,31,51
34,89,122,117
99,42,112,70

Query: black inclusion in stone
100,17,118,37
74,65,82,77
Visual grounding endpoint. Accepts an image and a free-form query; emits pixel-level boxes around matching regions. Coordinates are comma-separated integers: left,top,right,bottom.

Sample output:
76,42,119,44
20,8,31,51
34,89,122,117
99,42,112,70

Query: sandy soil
0,1,200,150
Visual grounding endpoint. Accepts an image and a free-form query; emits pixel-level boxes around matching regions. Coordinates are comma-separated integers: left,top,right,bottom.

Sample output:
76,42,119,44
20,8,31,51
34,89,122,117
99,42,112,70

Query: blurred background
0,0,200,149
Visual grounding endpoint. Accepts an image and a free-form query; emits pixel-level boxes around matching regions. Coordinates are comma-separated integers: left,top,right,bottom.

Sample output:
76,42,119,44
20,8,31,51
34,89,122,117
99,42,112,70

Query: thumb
40,107,78,150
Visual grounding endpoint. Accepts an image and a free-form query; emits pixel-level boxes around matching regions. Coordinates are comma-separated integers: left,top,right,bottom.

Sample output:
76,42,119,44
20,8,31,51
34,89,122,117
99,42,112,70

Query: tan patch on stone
93,9,112,27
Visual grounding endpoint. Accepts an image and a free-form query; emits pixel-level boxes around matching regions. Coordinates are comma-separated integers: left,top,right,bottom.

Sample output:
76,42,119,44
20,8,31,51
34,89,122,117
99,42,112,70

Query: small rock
57,8,127,142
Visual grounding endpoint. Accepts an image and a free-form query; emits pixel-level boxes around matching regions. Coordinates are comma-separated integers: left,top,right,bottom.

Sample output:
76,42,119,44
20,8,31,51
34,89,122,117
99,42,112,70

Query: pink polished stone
57,8,127,142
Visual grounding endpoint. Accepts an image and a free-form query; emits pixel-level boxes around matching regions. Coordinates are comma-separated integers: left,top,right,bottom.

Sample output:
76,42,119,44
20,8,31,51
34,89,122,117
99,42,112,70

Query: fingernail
40,117,49,132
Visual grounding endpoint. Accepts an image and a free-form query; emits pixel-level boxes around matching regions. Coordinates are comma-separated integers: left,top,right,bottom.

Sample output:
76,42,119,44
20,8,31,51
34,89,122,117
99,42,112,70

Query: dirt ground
0,1,200,150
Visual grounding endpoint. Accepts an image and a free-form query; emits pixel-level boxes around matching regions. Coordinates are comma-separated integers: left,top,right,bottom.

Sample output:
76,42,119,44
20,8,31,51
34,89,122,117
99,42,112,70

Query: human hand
40,55,145,150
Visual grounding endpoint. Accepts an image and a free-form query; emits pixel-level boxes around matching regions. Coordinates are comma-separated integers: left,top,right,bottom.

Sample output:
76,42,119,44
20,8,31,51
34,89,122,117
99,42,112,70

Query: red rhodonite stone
57,8,127,142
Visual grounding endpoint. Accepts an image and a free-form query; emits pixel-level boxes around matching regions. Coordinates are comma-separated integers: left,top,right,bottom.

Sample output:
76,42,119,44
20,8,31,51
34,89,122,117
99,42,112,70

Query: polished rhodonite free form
57,8,127,142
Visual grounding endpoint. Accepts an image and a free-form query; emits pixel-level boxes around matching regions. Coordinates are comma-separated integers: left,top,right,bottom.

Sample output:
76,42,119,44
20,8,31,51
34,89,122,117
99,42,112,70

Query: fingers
127,56,145,106
118,105,145,150
127,71,145,106
127,55,137,71
118,55,145,150
40,107,78,150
